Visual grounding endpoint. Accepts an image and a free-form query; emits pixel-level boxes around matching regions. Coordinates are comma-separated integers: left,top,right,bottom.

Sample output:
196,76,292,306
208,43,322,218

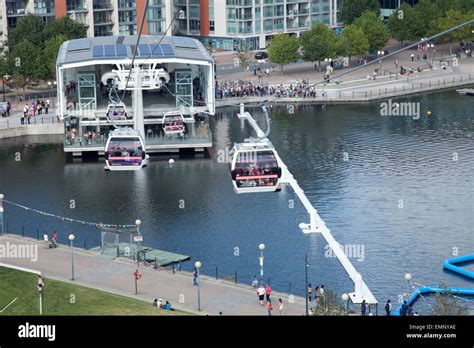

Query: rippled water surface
1,89,473,313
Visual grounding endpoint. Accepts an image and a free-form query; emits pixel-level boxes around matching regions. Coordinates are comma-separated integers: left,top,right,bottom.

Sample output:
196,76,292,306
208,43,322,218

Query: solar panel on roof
92,45,104,58
149,44,163,56
104,45,116,57
160,44,174,56
115,44,128,57
67,39,90,52
172,37,197,49
138,44,151,56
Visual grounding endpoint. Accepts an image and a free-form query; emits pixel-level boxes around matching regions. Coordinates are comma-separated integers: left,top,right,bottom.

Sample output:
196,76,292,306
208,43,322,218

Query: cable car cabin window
163,115,185,134
106,138,144,166
234,150,279,188
107,105,127,120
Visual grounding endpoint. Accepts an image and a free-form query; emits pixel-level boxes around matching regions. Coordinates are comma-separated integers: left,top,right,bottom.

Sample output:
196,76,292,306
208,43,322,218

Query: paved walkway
0,234,307,315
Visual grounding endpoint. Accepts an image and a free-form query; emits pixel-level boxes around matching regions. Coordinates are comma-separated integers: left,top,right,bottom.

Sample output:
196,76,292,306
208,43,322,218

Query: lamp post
427,43,435,67
305,254,309,316
135,219,141,265
404,273,412,299
258,243,265,285
342,293,349,315
2,77,5,102
0,193,4,235
68,234,75,280
377,51,385,75
195,261,202,311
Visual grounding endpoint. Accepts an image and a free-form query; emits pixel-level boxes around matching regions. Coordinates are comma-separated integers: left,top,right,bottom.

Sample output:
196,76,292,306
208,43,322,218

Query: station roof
57,35,213,67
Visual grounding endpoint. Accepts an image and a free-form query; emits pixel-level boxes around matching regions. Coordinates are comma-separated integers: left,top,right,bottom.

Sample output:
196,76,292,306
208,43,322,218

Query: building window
209,21,215,32
190,19,200,31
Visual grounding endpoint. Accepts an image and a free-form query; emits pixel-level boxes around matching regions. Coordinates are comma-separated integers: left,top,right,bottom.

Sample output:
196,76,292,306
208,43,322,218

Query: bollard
36,229,39,240
6,223,9,234
84,240,86,250
172,263,175,274
215,266,218,280
22,225,24,237
116,245,119,257
289,282,292,295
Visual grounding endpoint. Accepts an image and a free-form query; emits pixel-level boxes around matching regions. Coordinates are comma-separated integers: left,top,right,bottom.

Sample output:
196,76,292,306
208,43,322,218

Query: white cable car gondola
162,112,185,135
106,102,127,121
104,128,149,171
230,140,282,193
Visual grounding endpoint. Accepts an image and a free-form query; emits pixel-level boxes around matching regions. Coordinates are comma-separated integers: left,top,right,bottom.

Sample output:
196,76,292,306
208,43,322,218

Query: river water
0,89,473,313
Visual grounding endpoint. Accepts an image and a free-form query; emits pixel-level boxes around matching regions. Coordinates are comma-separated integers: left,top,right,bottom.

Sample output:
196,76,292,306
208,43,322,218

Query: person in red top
267,300,273,316
52,231,58,243
265,284,272,303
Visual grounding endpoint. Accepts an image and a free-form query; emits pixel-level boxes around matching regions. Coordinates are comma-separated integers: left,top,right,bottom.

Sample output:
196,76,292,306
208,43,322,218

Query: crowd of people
253,280,284,316
43,230,58,249
215,79,321,99
20,99,51,125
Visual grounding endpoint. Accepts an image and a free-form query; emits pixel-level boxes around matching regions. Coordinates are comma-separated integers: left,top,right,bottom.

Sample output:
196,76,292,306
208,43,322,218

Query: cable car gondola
230,140,282,193
106,102,127,121
104,128,149,171
162,112,185,135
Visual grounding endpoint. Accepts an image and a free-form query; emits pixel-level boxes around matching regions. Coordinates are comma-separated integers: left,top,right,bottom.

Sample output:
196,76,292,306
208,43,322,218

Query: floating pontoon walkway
443,254,474,279
90,242,190,267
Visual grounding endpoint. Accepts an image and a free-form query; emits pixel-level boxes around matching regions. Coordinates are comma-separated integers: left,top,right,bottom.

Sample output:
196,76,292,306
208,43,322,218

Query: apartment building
0,0,343,51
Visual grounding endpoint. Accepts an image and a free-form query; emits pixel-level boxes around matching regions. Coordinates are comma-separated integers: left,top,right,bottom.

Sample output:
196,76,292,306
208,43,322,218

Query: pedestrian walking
320,285,325,297
307,283,313,302
410,53,415,62
43,232,49,249
257,284,265,305
361,300,367,316
278,298,284,315
265,283,272,302
267,300,273,316
385,299,392,316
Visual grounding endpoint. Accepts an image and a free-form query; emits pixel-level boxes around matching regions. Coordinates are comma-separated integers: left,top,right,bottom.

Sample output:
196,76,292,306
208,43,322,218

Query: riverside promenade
0,234,307,315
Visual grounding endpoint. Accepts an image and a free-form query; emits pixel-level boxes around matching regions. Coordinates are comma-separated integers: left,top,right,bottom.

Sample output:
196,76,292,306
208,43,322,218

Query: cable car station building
56,35,215,156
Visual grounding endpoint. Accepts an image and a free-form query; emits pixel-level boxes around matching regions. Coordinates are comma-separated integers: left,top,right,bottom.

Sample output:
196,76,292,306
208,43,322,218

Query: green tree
45,16,87,41
340,24,369,65
354,11,390,52
311,289,346,316
437,10,474,43
267,34,300,75
8,41,45,99
44,35,68,78
340,0,380,24
413,0,441,38
300,23,339,71
235,43,250,70
6,14,48,50
387,3,417,45
432,285,469,316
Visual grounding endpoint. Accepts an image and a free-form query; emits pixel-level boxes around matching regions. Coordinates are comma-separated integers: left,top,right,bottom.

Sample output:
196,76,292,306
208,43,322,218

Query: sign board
133,235,143,242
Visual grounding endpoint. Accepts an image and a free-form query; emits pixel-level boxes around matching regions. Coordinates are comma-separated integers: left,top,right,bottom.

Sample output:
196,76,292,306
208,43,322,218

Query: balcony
67,5,89,12
93,1,113,10
6,8,28,17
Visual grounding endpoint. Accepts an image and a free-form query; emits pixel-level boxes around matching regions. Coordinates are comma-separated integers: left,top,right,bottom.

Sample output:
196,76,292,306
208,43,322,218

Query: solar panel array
135,43,175,57
92,44,129,58
92,43,175,59
67,39,90,52
172,37,197,49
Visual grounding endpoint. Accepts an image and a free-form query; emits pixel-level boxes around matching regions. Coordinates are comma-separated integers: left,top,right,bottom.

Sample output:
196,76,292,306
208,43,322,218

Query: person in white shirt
257,285,265,305
43,232,49,249
278,298,284,315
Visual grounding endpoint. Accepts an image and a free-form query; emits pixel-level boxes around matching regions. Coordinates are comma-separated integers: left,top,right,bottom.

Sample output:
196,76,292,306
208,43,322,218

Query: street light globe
68,234,75,241
404,273,412,281
195,261,202,269
0,207,4,213
342,293,349,301
47,81,52,86
0,193,4,199
258,243,265,251
135,219,142,226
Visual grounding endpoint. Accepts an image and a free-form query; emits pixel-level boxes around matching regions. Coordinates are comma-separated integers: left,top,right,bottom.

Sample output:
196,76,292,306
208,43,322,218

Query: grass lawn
0,266,187,315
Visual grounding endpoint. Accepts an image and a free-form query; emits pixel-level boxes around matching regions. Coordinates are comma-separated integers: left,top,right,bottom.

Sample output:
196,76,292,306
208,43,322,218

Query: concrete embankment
0,123,63,140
